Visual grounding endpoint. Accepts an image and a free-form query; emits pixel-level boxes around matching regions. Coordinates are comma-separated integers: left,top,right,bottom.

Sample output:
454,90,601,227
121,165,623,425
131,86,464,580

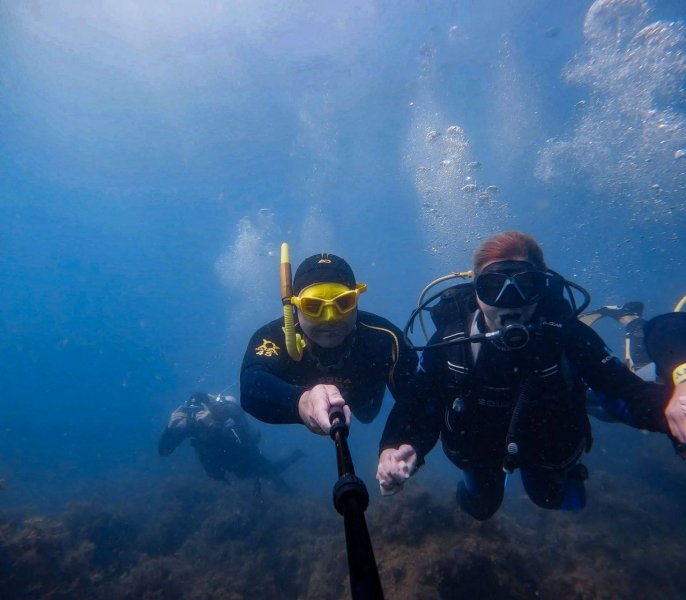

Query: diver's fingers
298,386,329,435
323,384,350,428
393,444,416,463
313,393,334,434
342,405,352,429
377,448,405,496
168,407,188,428
378,479,402,496
376,448,397,481
393,445,418,477
665,383,686,445
669,412,686,444
379,448,412,484
324,384,345,407
393,462,411,479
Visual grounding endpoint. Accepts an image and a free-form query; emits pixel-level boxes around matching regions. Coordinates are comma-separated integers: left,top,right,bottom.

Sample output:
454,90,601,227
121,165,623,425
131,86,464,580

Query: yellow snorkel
281,243,306,361
674,294,686,313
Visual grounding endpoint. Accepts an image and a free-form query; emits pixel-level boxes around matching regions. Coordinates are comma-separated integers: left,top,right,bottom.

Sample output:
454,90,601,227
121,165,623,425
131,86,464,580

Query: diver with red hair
377,231,686,520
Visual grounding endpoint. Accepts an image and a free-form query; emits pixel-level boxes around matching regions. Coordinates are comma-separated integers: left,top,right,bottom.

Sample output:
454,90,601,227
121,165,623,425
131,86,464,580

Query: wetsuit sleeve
379,343,445,463
644,313,686,378
158,406,190,456
240,324,307,425
240,365,306,424
566,320,670,432
385,322,420,403
345,315,417,423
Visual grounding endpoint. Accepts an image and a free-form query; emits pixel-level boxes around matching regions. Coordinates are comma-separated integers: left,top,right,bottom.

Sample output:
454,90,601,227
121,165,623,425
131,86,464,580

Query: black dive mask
475,261,547,308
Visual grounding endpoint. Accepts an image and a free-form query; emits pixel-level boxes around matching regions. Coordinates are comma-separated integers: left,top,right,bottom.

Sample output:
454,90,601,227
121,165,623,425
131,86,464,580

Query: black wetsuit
380,286,677,520
240,311,418,425
158,399,301,483
644,312,686,380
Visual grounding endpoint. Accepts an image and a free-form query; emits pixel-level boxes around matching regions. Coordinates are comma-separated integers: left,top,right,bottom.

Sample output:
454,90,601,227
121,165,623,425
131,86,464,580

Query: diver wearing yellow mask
240,252,417,436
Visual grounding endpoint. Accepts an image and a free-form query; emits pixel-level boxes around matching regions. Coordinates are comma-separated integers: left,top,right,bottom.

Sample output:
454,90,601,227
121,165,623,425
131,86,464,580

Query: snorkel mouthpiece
281,243,306,361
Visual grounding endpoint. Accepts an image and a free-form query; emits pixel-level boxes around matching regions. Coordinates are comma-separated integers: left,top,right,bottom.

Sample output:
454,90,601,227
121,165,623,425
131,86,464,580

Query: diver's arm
585,390,625,424
379,348,444,463
239,321,308,424
158,406,191,456
379,396,442,461
240,341,351,430
376,355,443,495
567,320,670,432
240,364,306,424
665,382,686,447
375,331,440,495
644,313,686,446
379,317,420,404
347,315,419,423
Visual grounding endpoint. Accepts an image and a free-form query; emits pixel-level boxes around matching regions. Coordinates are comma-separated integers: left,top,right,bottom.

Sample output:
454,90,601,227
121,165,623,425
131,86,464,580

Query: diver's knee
524,464,588,511
457,481,503,521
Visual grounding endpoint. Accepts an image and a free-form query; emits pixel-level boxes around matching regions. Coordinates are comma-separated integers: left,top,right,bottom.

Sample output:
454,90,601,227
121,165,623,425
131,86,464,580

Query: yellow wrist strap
673,363,686,387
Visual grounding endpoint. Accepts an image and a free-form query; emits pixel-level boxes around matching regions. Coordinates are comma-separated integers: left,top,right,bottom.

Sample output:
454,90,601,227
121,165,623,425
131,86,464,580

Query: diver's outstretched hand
167,406,189,429
298,384,351,435
376,445,417,496
665,381,686,458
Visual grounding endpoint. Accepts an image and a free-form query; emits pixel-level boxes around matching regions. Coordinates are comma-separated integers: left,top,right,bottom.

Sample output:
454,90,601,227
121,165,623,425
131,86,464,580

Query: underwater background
1,0,685,598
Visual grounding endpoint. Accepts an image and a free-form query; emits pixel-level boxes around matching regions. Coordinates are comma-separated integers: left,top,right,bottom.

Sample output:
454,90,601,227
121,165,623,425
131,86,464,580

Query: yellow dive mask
292,282,367,321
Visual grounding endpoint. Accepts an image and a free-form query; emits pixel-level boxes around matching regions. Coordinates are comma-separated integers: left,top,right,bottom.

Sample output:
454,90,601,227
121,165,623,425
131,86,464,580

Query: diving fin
580,302,644,326
579,311,604,327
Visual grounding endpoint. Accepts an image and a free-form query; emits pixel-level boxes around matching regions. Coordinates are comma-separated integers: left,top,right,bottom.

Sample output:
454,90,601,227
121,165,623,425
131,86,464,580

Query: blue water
1,1,685,598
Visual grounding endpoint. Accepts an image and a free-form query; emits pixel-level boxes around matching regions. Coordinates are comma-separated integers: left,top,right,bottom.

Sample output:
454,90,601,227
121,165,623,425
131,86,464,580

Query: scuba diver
240,245,417,436
581,295,686,377
582,297,686,437
580,301,652,374
158,392,303,486
376,231,686,521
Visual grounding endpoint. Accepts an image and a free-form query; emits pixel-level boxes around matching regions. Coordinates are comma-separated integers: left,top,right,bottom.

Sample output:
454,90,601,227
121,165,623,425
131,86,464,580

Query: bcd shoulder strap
427,283,477,389
429,282,477,333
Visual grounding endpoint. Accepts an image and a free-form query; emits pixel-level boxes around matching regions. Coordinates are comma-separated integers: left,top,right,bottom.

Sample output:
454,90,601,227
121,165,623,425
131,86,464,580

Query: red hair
473,231,546,274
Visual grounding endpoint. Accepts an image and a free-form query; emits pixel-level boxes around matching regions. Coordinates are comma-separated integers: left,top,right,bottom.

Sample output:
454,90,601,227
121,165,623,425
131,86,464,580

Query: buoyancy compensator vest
421,275,592,471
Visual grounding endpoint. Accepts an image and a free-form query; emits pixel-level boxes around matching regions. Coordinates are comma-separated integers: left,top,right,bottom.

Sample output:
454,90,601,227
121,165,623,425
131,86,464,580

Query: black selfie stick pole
329,411,384,600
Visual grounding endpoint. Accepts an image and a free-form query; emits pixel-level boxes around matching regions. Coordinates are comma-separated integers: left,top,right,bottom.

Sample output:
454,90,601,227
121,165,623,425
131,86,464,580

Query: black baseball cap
292,253,356,295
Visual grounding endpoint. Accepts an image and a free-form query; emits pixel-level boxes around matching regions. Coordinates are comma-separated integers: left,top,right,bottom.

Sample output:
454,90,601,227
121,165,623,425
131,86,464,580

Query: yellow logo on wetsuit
256,339,280,357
